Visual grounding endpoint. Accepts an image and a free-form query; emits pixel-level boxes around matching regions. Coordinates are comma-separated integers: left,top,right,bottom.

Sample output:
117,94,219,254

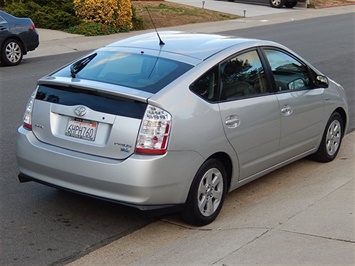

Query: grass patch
132,1,239,30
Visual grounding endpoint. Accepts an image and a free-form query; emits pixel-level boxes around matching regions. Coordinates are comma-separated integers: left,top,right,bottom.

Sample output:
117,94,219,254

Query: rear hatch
30,48,194,159
31,79,149,160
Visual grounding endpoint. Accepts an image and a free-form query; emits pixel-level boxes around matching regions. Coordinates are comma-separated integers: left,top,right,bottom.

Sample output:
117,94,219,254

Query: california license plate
65,118,97,141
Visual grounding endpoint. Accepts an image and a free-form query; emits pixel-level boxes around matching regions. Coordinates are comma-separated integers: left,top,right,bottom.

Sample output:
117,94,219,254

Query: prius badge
74,106,87,117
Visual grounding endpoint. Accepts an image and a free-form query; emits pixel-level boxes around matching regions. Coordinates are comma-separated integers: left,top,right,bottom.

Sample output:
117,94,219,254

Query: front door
263,48,324,160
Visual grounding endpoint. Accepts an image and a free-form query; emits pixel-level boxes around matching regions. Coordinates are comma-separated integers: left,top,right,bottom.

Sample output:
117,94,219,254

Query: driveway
166,0,302,17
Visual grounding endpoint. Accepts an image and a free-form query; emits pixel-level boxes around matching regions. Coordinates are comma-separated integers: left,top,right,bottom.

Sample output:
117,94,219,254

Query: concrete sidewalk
68,132,355,265
26,5,355,59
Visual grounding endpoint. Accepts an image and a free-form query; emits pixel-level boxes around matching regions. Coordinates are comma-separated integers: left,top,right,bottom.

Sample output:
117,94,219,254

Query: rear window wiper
70,53,97,78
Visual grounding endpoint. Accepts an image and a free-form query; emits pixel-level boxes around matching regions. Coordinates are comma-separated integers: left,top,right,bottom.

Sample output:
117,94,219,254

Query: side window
0,16,7,24
263,49,311,91
220,50,267,101
190,66,218,102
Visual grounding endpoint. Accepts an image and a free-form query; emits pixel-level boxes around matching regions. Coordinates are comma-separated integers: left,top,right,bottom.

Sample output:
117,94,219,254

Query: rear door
218,49,281,180
262,48,324,160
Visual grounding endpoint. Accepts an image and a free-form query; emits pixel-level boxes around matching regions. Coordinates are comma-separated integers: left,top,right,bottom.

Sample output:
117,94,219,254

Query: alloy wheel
325,120,341,156
197,168,224,217
270,0,285,7
5,41,22,64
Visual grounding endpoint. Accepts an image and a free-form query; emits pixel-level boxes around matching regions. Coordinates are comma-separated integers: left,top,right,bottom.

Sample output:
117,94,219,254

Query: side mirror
315,75,329,88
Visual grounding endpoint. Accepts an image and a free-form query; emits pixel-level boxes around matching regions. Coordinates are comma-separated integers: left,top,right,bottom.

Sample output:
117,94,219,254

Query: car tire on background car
182,159,227,226
269,0,285,8
312,112,344,162
1,38,23,66
284,1,298,8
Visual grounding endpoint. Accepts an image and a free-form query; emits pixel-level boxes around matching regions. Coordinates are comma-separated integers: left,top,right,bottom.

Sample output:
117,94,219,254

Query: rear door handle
225,115,240,128
281,105,293,116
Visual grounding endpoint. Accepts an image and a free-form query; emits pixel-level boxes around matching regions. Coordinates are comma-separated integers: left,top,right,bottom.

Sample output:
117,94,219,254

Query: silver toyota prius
16,32,349,226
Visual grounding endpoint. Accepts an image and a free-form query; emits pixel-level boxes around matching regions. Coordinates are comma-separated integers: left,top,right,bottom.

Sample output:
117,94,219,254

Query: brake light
135,105,171,155
29,21,35,31
23,89,37,130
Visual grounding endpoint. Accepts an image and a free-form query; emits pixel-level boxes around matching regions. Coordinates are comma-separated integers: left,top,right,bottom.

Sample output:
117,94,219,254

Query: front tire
1,39,23,66
182,159,227,226
269,0,285,8
312,112,343,162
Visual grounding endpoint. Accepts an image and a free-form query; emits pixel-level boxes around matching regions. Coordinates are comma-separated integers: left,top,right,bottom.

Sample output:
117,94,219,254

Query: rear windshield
36,85,147,119
53,51,193,94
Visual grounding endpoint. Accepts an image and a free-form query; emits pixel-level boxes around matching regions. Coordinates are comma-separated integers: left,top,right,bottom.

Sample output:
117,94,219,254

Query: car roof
106,31,267,61
0,10,14,20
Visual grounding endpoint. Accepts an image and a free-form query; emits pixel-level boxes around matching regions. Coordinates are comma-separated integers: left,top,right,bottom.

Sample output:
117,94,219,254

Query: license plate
65,118,97,141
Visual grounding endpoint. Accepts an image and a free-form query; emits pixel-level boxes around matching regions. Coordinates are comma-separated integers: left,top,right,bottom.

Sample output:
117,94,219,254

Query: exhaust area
18,173,32,183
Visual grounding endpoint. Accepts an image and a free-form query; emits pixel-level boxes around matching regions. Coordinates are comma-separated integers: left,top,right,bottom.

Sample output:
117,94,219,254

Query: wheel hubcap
5,42,21,63
271,0,282,5
326,120,341,156
197,168,223,217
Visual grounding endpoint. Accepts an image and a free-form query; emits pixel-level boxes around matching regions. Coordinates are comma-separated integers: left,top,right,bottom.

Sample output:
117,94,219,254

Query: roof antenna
145,7,165,46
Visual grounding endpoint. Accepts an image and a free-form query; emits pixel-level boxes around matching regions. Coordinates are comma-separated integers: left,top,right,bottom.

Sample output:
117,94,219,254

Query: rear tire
182,159,227,226
269,0,285,8
1,39,23,66
312,112,343,162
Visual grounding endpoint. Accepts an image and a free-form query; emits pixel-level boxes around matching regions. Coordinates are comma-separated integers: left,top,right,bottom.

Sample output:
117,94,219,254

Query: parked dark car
0,10,39,66
269,0,298,8
227,0,299,8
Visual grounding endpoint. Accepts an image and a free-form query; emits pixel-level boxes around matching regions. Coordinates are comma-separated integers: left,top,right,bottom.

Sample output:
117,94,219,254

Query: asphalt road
0,13,354,265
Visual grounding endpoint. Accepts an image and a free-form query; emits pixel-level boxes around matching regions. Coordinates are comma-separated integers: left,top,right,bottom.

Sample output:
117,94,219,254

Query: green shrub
3,0,136,34
131,6,144,31
64,22,119,36
3,0,79,30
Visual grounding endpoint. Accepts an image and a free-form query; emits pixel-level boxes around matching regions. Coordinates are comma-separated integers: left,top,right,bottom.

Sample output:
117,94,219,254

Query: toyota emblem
74,106,87,117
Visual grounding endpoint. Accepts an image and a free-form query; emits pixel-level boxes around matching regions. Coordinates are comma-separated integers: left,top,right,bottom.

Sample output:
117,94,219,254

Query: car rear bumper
20,30,39,53
16,126,203,209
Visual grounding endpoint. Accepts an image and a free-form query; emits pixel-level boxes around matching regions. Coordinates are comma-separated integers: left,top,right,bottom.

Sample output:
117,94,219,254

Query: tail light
23,89,37,130
135,105,171,155
29,21,35,30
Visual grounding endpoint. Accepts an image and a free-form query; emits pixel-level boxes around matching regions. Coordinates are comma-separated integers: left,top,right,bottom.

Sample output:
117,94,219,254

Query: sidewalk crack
274,228,355,244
